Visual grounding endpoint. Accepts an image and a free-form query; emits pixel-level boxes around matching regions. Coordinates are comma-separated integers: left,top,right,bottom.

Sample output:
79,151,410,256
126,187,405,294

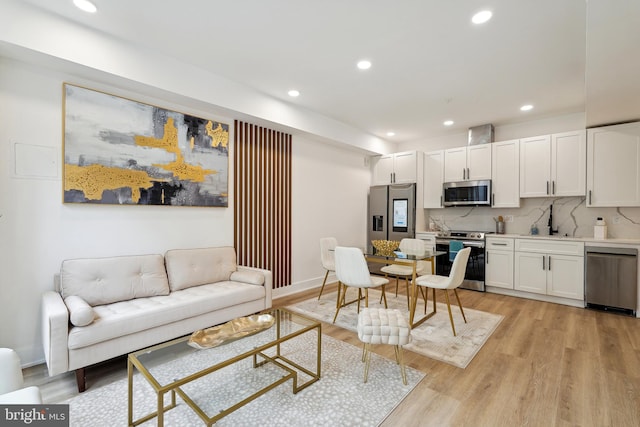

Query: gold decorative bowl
371,239,400,256
188,314,275,349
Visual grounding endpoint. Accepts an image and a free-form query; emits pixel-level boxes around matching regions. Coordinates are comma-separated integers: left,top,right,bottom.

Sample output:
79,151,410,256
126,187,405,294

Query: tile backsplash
426,197,640,239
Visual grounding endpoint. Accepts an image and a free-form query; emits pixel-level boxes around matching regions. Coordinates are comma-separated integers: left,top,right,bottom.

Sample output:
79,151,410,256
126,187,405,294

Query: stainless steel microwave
442,180,491,207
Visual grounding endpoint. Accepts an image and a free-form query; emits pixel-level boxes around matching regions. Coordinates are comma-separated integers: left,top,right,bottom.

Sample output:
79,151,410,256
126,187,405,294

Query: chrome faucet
548,204,558,235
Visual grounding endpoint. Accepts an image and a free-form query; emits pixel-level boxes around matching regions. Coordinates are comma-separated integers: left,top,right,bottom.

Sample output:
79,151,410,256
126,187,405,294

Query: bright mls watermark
1,405,69,426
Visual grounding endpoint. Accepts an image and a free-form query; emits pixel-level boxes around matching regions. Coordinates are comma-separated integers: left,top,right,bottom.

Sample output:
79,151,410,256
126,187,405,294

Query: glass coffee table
127,308,321,426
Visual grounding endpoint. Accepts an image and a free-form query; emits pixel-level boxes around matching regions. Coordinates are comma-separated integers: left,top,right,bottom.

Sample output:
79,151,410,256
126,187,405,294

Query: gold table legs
409,257,437,329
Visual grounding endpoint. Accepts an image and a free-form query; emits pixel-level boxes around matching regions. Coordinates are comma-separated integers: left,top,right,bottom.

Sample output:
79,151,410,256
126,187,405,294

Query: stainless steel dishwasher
585,246,638,316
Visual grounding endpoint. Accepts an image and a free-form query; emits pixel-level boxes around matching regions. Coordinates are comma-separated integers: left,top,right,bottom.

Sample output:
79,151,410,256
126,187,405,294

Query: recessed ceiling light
73,0,97,13
472,10,492,24
386,131,395,137
287,89,300,97
357,60,372,70
520,104,533,111
443,120,454,126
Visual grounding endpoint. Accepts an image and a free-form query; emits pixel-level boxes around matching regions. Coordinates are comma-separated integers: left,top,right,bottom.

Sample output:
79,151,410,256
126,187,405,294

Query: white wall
0,57,372,365
289,137,371,296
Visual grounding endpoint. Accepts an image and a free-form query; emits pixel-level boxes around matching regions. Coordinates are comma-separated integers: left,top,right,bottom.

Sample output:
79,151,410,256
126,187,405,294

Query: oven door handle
435,239,485,248
459,240,484,248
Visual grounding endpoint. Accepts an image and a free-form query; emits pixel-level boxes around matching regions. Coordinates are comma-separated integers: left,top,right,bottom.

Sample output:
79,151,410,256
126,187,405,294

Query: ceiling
17,0,640,143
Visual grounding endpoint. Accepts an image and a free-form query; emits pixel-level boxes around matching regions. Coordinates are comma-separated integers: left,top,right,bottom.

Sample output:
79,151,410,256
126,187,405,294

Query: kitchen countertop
490,233,640,245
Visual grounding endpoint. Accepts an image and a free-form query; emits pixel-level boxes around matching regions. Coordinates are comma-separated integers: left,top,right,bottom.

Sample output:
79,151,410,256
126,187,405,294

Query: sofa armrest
41,291,69,377
0,348,24,394
237,266,272,308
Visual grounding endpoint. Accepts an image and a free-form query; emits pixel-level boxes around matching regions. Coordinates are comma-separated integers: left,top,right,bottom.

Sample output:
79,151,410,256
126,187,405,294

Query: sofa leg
75,368,86,393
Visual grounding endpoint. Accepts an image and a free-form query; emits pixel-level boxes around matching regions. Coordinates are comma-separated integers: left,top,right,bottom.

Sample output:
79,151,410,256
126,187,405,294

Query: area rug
288,290,503,368
62,332,424,426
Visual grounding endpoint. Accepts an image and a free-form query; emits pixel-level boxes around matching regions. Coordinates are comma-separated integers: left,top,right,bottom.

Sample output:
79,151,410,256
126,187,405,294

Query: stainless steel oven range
434,230,489,291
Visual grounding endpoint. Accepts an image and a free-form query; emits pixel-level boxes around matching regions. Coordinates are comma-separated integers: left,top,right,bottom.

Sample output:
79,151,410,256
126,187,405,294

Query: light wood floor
26,283,640,426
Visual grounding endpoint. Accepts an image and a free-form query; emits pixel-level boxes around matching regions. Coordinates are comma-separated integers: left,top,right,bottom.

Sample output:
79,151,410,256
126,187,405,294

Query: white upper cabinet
552,130,586,196
372,154,394,185
520,130,586,198
443,144,491,182
372,151,418,185
468,145,493,180
491,139,520,208
443,147,466,181
423,150,444,208
520,135,551,197
587,121,640,207
393,151,418,183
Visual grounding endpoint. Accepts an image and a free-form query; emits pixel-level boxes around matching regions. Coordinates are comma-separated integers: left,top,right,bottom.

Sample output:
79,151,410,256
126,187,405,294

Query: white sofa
41,247,272,392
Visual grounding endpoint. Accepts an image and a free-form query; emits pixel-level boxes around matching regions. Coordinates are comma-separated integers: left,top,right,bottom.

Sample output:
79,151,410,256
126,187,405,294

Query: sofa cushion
60,254,170,306
67,281,265,350
165,247,237,291
64,295,95,327
230,270,265,285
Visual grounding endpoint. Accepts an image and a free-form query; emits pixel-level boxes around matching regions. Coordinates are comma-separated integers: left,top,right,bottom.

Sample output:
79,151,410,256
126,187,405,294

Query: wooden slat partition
234,121,291,289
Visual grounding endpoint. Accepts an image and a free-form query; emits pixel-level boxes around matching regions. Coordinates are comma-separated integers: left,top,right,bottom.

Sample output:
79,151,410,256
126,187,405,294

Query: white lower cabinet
547,254,585,299
485,237,514,289
514,239,584,301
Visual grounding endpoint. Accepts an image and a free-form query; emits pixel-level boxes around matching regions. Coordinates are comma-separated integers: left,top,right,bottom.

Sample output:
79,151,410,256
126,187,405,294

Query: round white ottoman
357,307,411,385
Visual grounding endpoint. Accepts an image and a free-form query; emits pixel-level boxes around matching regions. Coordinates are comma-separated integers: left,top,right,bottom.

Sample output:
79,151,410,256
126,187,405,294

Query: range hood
468,124,494,145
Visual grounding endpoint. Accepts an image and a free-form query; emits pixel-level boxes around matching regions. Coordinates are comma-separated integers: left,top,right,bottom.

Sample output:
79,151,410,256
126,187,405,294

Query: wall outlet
613,216,621,224
504,215,514,223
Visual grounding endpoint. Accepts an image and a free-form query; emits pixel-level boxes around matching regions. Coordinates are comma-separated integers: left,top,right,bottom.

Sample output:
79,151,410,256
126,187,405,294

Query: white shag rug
288,289,503,368
63,332,424,426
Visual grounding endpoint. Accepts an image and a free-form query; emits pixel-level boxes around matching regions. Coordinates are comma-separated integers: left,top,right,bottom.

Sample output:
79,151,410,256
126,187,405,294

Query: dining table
365,249,446,329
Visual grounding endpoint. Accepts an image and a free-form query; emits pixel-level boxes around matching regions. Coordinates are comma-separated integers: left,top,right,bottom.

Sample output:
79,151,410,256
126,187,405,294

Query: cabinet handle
588,190,592,205
542,256,545,270
467,167,470,180
440,195,443,207
462,168,466,180
492,242,508,246
546,181,550,195
548,256,551,270
552,181,556,195
486,253,489,264
491,193,494,206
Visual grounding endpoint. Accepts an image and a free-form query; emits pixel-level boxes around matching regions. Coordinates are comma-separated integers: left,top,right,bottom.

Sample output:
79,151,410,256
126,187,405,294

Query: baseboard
272,273,336,299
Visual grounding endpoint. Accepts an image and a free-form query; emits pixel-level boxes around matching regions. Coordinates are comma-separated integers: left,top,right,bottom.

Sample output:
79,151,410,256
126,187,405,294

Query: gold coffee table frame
127,308,321,426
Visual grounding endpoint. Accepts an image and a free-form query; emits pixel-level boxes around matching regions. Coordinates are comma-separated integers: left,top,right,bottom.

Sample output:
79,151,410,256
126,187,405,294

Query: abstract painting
63,84,229,207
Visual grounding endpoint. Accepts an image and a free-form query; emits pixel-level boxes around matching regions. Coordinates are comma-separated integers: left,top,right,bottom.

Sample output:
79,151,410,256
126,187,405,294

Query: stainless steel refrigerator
367,183,416,253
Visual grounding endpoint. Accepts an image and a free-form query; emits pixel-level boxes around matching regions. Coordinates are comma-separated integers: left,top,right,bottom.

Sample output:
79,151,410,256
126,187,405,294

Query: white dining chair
333,246,389,323
415,247,471,336
318,237,337,300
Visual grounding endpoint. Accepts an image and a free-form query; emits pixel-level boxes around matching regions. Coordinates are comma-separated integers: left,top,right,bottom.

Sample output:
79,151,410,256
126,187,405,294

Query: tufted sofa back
60,254,170,306
164,246,237,291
